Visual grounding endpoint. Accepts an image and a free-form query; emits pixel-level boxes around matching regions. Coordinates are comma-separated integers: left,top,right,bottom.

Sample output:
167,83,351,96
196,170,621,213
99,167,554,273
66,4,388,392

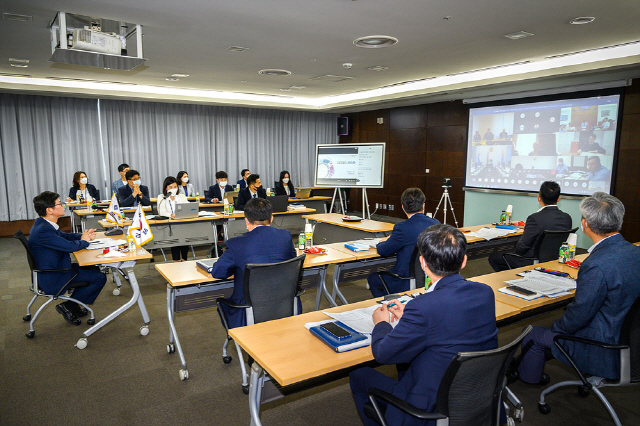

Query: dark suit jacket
578,140,606,154
274,182,296,197
27,217,89,295
68,184,100,202
118,184,151,207
206,184,234,202
210,226,297,328
371,274,498,426
552,234,640,379
235,187,267,210
515,205,572,258
237,179,247,190
376,213,440,293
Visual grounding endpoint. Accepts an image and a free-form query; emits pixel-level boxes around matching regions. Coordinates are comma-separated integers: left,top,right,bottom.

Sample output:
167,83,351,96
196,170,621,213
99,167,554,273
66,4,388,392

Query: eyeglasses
50,202,65,208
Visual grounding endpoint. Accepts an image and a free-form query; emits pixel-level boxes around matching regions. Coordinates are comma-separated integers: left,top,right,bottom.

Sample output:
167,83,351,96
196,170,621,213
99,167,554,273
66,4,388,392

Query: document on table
353,238,383,248
466,227,519,241
87,238,125,250
198,211,219,217
505,270,575,297
322,296,412,334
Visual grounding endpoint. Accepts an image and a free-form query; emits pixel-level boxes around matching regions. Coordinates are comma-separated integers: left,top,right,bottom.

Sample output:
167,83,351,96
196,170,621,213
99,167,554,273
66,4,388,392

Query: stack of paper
86,238,125,250
353,238,383,248
466,227,519,241
287,204,306,210
504,270,576,297
198,211,219,217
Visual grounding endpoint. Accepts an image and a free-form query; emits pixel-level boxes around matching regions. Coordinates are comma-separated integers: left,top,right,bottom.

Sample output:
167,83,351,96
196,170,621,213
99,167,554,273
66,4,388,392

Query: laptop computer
269,195,289,213
174,201,200,219
293,188,311,199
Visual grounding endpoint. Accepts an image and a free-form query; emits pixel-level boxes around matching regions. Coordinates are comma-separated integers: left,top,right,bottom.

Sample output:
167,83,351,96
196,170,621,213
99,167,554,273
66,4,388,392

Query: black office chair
216,254,306,393
373,246,423,295
14,230,96,338
538,295,640,425
364,326,533,426
503,228,578,269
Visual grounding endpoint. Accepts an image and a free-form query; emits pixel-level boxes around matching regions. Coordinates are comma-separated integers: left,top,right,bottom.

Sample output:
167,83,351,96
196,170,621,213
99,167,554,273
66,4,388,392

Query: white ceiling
1,0,640,111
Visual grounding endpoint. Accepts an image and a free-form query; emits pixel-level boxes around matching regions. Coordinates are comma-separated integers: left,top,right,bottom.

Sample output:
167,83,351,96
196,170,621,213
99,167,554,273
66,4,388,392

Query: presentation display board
465,94,621,196
314,143,385,188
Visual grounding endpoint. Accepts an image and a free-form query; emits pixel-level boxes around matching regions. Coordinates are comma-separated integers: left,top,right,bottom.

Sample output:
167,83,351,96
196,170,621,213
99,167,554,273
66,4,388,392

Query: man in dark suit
488,181,572,271
235,173,266,211
367,188,440,297
237,169,251,190
577,133,606,155
206,170,234,203
28,191,107,325
350,225,498,426
210,198,297,328
515,192,640,383
117,169,150,207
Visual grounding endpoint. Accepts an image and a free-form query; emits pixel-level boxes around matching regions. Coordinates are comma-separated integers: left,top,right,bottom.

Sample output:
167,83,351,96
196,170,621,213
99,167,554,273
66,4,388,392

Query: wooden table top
228,291,520,387
459,223,524,244
302,213,394,233
75,207,150,216
326,242,382,260
473,254,588,310
156,244,358,287
66,201,110,207
73,232,152,266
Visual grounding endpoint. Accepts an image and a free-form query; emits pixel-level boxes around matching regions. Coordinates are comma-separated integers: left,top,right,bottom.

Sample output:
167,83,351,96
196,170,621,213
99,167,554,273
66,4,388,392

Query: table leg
315,266,337,310
70,209,77,232
82,262,149,338
81,216,86,232
211,221,219,257
249,363,265,426
166,286,188,374
331,264,349,305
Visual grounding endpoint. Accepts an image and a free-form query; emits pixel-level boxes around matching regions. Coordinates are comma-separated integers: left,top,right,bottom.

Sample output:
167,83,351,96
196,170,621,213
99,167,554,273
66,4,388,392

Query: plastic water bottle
223,199,229,216
298,232,306,250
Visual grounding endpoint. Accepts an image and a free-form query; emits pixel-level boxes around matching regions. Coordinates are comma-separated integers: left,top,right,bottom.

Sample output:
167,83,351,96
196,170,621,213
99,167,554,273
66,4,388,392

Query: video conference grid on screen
466,94,619,196
315,143,385,188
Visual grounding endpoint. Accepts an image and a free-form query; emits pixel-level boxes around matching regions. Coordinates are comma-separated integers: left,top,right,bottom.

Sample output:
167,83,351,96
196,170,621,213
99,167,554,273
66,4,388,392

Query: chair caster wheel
223,355,232,364
26,330,35,338
539,373,550,385
23,314,31,321
76,338,88,349
242,385,249,395
140,325,150,336
113,288,120,296
538,403,551,415
86,318,96,325
179,369,189,381
167,344,175,353
506,417,515,426
578,385,591,397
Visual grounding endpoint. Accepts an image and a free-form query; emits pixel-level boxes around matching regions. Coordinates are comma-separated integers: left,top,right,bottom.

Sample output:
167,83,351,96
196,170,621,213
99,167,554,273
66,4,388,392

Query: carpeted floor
1,232,637,426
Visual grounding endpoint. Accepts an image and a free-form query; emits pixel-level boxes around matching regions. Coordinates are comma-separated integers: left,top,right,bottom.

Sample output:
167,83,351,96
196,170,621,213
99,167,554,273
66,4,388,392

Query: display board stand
329,187,371,219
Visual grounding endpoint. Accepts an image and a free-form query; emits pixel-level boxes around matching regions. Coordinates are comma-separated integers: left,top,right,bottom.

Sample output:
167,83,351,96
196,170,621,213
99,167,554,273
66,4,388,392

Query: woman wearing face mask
66,171,100,203
274,170,296,197
176,171,195,198
158,176,190,262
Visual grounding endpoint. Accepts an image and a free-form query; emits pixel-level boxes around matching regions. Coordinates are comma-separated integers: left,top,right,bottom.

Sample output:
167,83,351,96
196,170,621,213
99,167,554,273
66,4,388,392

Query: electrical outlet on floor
389,205,394,211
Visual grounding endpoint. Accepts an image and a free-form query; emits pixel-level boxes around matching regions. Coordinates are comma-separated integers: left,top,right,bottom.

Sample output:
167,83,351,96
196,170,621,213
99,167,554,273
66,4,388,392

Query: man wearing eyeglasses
28,191,107,326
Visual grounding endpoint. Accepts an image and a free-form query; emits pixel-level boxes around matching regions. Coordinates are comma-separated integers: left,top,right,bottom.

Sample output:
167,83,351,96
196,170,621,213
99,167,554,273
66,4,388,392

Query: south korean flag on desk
105,193,123,226
128,205,153,247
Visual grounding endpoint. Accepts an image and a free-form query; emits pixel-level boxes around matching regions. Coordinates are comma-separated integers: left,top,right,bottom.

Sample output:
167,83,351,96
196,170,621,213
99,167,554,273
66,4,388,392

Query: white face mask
133,179,141,186
182,177,189,183
219,180,227,187
168,188,178,196
80,177,88,185
282,178,289,184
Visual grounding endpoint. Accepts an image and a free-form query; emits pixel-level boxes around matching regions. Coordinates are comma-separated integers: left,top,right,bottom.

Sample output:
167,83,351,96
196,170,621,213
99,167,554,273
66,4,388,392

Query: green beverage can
298,233,306,250
558,242,569,263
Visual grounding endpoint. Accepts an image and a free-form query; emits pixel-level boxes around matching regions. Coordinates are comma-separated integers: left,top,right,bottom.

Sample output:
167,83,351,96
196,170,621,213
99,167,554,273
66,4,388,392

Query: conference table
66,200,110,231
459,223,524,260
72,232,153,350
155,244,359,380
302,213,395,244
75,206,152,232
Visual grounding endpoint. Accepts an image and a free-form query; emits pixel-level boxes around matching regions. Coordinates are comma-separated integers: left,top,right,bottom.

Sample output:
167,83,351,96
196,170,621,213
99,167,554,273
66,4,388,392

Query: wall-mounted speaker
337,116,349,135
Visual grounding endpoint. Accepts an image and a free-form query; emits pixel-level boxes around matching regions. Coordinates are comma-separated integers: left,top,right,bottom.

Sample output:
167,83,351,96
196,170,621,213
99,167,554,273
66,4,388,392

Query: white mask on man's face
219,180,227,187
80,177,88,185
168,188,178,196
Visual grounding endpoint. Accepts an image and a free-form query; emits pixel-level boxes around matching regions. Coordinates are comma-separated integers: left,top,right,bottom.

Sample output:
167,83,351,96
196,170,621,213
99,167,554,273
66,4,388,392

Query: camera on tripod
442,178,451,188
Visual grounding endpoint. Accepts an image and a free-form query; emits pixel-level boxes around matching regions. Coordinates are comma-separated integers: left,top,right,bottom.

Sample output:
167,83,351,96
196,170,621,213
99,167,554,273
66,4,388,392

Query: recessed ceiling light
3,13,32,22
10,63,28,68
353,35,398,48
241,80,247,83
443,16,452,20
570,17,595,25
367,66,388,72
228,46,249,52
503,31,534,40
9,58,30,64
171,73,189,78
258,69,291,76
166,77,179,81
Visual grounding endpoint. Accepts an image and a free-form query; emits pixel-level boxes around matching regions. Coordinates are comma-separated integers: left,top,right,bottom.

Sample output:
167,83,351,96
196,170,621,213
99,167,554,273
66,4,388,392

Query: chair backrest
14,230,37,274
435,326,532,426
242,254,306,324
408,246,426,289
534,228,578,262
619,295,640,383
